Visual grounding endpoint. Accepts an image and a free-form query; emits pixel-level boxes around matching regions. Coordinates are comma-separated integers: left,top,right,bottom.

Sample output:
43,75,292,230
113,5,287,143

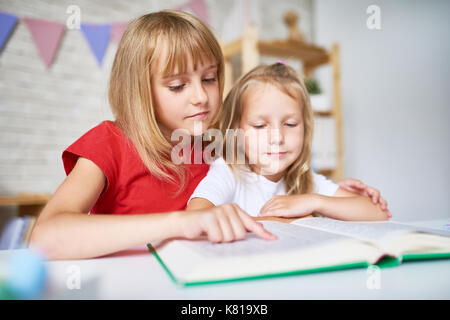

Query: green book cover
147,243,370,287
147,219,450,287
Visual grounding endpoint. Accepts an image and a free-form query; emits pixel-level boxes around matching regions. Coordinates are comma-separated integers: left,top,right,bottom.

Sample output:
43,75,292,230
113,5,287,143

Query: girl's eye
285,123,298,127
168,84,185,92
202,77,216,83
253,124,266,129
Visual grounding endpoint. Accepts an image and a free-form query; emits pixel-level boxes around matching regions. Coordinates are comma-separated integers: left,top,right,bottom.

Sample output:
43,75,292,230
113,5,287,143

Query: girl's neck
250,164,285,183
159,125,196,147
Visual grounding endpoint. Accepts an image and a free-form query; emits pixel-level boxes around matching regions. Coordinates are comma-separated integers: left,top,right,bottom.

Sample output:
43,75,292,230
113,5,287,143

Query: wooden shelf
0,193,51,217
258,40,329,66
313,110,333,117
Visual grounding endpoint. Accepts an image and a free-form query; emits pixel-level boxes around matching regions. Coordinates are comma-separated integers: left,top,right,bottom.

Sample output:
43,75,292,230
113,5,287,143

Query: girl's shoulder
208,156,232,176
209,157,255,185
210,156,227,167
62,120,130,177
311,170,339,196
67,121,129,153
206,157,239,181
75,120,124,143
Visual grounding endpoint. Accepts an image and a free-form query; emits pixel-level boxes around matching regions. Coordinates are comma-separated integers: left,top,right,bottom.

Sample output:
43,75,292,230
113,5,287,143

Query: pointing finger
237,210,277,240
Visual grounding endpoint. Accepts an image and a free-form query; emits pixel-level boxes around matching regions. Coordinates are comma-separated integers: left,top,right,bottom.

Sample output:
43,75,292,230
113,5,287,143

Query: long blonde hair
217,63,314,195
108,10,224,194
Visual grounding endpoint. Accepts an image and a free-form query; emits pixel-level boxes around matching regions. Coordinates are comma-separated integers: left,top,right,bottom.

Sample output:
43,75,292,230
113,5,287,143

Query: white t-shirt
188,157,339,217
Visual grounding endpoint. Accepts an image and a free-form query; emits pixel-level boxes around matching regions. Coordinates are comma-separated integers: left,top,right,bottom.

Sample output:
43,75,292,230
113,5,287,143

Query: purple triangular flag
80,23,111,66
23,17,65,68
0,11,18,51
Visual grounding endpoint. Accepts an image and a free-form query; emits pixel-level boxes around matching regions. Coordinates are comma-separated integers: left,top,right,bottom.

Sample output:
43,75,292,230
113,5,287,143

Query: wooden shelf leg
242,25,260,74
331,43,344,181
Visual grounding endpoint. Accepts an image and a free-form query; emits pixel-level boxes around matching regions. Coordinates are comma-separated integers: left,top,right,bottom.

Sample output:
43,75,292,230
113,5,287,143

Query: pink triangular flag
174,0,209,25
111,22,128,45
174,2,188,11
188,0,209,25
23,17,65,68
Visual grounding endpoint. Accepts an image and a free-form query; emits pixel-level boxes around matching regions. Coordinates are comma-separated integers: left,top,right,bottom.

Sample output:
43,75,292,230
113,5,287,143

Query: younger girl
187,63,391,222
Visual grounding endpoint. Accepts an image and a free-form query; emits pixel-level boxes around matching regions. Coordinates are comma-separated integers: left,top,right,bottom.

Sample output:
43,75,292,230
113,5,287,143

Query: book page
292,218,450,249
177,221,355,259
154,221,383,283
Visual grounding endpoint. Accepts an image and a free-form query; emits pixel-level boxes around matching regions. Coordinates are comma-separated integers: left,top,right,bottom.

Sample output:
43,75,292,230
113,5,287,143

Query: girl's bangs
158,31,219,78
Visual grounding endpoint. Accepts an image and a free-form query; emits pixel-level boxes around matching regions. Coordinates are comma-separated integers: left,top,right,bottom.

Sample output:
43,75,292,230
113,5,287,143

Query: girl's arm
187,197,315,224
186,198,215,211
30,157,182,259
259,191,390,221
30,158,274,260
314,193,389,221
337,178,390,215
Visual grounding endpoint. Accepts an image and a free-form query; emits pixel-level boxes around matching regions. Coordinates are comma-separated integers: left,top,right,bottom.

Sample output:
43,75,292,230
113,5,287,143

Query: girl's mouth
187,111,209,120
266,152,288,158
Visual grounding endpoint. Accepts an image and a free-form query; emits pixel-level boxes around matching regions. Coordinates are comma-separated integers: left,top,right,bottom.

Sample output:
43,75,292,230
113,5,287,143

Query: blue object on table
0,250,47,299
0,217,32,250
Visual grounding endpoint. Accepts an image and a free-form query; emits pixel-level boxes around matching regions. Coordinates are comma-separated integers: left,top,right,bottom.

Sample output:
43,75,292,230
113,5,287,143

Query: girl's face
239,83,304,182
151,46,220,140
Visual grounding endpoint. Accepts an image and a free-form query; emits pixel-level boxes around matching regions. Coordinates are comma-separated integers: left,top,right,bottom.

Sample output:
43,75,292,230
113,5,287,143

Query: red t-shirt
62,121,210,214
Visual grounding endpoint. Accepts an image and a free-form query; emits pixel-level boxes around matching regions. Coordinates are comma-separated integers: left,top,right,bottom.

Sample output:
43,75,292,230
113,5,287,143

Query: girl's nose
191,81,208,106
269,128,284,145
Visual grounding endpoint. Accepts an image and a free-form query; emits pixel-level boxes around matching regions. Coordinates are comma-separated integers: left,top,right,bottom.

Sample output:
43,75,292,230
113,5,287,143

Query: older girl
30,10,277,260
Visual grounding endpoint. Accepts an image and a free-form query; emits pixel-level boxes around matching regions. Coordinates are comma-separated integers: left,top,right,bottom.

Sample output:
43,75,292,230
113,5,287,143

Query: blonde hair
108,10,224,194
217,63,314,195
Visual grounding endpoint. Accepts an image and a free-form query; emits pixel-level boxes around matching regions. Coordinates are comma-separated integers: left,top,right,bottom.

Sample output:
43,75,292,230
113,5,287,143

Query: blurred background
0,0,449,230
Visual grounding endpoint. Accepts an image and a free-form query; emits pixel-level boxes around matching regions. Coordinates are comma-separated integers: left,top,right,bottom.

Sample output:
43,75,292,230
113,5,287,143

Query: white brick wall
0,0,312,197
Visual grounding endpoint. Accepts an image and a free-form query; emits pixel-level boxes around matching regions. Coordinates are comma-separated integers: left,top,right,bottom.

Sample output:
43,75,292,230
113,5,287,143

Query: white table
1,219,449,299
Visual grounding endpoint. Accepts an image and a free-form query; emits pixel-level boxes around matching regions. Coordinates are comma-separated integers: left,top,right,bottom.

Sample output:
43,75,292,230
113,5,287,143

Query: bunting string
0,0,208,68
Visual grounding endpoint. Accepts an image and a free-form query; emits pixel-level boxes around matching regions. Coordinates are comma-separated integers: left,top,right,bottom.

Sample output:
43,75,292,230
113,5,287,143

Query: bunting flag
1,0,212,68
80,23,111,66
188,0,209,25
111,22,128,45
176,0,209,25
0,11,18,51
23,17,65,68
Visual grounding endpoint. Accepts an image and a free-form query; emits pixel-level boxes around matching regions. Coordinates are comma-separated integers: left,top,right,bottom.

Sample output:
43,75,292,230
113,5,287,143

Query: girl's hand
179,204,277,243
259,194,319,218
338,178,392,217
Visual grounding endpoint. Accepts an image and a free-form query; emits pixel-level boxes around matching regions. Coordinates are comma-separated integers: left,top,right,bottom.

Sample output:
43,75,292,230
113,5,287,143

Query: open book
147,218,450,286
